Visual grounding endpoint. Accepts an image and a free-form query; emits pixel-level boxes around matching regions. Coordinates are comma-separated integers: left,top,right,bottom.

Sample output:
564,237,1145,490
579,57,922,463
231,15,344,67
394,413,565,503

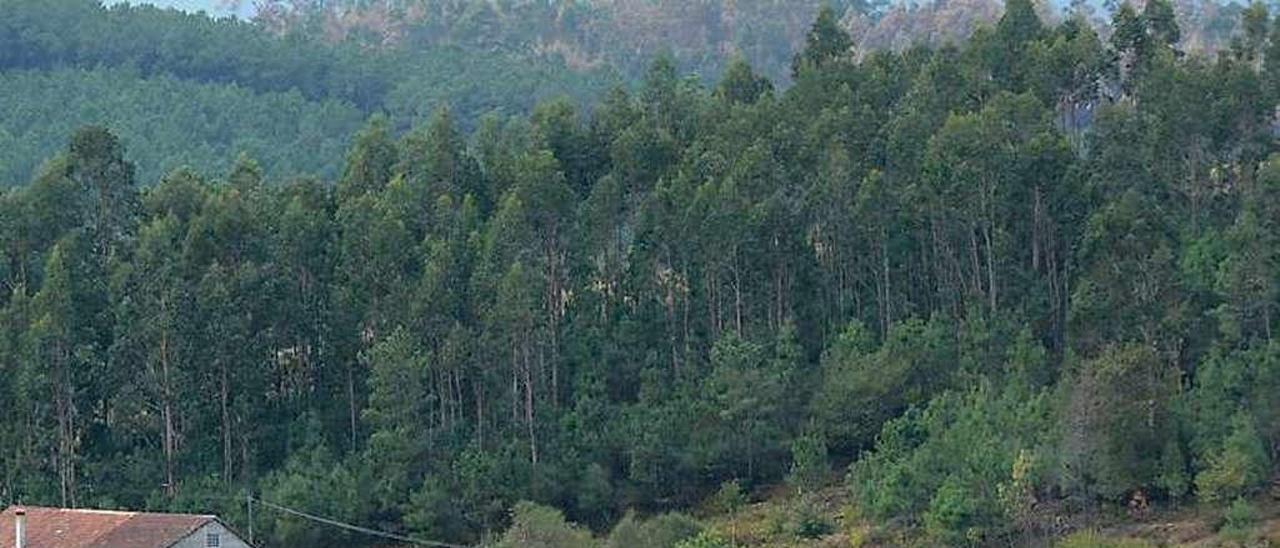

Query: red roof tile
0,506,214,548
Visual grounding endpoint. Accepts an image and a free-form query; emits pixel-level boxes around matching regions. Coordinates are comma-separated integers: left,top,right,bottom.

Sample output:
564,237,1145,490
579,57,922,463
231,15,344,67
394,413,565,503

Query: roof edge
160,516,254,548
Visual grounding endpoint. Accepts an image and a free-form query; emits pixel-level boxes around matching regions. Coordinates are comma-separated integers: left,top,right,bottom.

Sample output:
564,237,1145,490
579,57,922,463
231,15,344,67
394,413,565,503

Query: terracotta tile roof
0,506,215,548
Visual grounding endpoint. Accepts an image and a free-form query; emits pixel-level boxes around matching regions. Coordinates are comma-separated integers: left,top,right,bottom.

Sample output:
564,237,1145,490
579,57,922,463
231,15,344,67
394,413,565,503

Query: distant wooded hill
0,0,617,186
256,0,1252,84
0,0,1257,187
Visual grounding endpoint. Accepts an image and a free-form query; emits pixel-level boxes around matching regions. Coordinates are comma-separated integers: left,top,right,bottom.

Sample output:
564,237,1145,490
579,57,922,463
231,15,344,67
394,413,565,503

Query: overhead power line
251,496,468,548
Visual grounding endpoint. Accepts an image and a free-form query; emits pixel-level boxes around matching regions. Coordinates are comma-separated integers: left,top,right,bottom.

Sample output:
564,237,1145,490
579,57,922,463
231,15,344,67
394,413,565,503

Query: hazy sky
107,1,254,18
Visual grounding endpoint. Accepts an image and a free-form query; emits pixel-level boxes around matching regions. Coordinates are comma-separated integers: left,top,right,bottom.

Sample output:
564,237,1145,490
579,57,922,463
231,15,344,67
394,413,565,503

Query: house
0,506,251,548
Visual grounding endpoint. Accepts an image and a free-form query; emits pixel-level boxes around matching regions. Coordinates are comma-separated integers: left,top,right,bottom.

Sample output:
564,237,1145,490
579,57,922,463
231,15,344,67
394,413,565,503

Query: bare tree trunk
54,343,77,507
161,331,177,497
1033,186,1043,272
967,225,980,301
683,266,692,365
522,335,537,465
984,222,996,312
773,257,784,331
663,252,679,373
221,359,233,485
707,271,719,337
733,250,743,335
474,378,484,447
545,236,561,408
453,371,463,431
347,361,357,453
881,226,892,333
511,344,519,425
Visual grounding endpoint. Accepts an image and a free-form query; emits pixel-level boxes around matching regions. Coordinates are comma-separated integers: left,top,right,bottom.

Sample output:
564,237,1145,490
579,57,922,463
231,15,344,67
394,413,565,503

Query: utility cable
250,495,468,548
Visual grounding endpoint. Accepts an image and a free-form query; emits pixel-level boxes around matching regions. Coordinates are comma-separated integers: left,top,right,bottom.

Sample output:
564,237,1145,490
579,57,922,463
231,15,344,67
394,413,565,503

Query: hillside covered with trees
3,0,1280,546
256,0,1259,82
0,0,1263,189
0,0,617,186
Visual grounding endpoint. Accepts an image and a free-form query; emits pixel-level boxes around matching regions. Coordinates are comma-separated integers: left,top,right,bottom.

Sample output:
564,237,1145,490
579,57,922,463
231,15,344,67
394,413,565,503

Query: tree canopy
2,1,1280,546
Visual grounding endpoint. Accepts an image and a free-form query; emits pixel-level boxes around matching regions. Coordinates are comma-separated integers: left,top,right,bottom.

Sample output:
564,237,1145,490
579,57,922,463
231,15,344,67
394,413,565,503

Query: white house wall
170,521,251,548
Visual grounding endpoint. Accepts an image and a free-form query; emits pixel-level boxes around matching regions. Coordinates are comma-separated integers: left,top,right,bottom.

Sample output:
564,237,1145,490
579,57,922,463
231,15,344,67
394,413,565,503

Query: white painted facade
169,521,251,548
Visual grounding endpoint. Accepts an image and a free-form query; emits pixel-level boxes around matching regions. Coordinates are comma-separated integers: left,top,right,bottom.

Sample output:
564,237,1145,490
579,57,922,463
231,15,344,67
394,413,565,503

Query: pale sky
106,1,254,18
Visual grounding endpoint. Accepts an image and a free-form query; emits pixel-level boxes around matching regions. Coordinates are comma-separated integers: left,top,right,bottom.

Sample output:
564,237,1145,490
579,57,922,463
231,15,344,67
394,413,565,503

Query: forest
0,0,1254,187
0,0,617,186
3,0,1280,546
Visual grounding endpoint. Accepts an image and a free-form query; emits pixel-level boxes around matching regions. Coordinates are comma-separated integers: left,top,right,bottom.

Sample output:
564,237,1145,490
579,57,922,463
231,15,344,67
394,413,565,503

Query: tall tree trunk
511,343,519,425
474,378,485,447
54,343,76,507
347,360,358,453
522,334,537,465
1032,186,1043,272
682,266,692,366
881,226,892,334
965,223,978,300
664,251,679,373
984,222,996,312
221,359,232,484
733,250,743,335
161,331,177,497
545,236,561,408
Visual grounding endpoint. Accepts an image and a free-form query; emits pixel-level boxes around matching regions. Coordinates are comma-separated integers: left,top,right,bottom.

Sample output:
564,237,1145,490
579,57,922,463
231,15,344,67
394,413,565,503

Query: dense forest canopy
0,0,1262,188
3,0,1280,546
256,0,1258,80
0,0,618,186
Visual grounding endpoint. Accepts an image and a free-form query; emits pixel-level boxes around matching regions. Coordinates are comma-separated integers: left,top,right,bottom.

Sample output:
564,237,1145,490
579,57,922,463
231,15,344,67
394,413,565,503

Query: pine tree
791,5,853,77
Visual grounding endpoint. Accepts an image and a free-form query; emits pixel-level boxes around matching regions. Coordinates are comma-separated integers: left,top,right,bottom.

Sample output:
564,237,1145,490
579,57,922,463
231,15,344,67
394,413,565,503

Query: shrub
710,480,747,515
674,530,730,548
1056,531,1155,548
1195,413,1270,503
788,431,830,493
606,511,702,548
1219,497,1258,542
1054,530,1157,548
793,500,834,539
924,475,987,546
495,501,596,548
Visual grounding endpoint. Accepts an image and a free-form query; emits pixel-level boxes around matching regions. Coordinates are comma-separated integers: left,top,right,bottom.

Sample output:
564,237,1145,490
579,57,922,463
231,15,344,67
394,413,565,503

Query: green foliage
1195,413,1271,503
404,474,466,543
814,318,954,454
0,67,364,186
264,0,877,85
1056,531,1155,548
851,382,1051,542
495,501,597,548
792,5,853,76
574,463,615,530
2,4,1280,547
1220,496,1259,542
792,499,835,539
1188,343,1280,477
1143,0,1182,47
1156,437,1190,503
1112,5,1149,56
605,511,702,548
998,0,1044,43
709,480,747,516
716,58,774,105
788,431,829,493
362,328,429,505
0,0,616,187
258,440,366,548
674,530,731,548
924,475,988,546
694,333,791,482
1058,344,1180,501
